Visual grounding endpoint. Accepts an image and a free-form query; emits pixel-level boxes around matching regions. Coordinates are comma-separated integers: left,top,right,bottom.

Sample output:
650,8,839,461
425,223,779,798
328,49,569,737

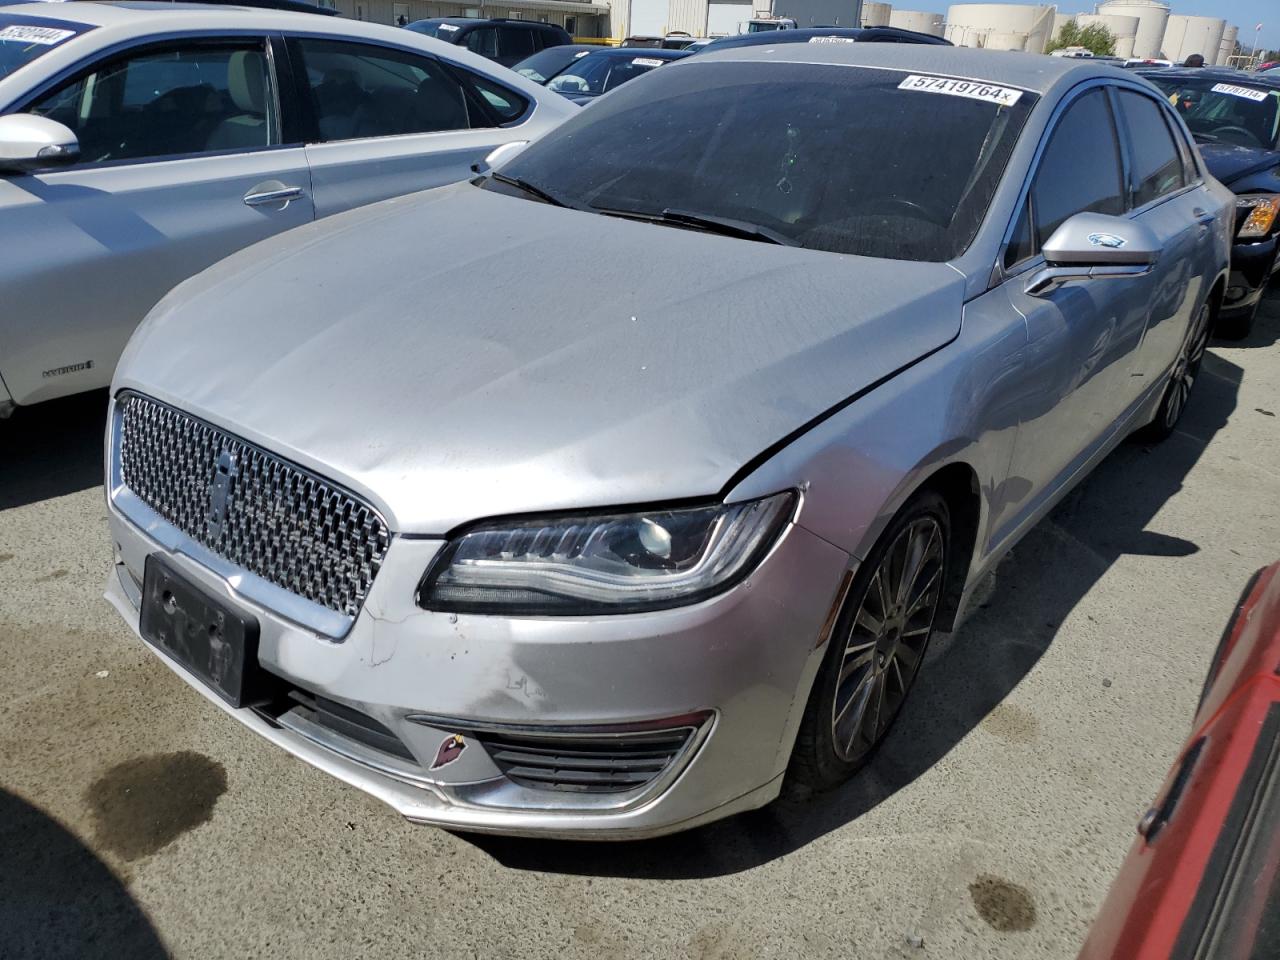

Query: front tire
790,490,951,790
1215,300,1256,341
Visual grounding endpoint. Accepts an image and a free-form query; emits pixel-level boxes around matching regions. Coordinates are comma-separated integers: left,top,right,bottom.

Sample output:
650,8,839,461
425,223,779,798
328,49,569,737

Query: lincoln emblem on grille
207,449,239,540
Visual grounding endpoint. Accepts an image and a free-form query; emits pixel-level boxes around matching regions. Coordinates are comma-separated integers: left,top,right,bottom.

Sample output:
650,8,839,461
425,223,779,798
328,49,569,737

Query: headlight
418,492,796,615
1236,195,1280,239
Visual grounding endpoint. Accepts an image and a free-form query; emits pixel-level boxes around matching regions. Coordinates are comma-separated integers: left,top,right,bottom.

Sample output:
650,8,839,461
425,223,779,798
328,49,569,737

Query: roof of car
410,16,487,25
700,26,950,51
694,42,1133,95
0,0,333,26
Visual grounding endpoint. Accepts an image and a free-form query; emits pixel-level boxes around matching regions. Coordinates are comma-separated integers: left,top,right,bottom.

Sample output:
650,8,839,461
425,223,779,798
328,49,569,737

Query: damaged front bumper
105,491,849,839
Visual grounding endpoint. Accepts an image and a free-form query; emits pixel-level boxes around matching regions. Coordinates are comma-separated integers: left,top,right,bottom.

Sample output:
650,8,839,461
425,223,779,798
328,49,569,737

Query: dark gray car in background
104,47,1231,838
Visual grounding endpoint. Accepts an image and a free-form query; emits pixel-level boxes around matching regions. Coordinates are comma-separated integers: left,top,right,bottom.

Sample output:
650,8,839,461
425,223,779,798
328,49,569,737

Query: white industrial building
888,8,944,36
1075,12,1139,59
1095,0,1168,59
335,0,610,34
944,3,1055,53
620,0,861,37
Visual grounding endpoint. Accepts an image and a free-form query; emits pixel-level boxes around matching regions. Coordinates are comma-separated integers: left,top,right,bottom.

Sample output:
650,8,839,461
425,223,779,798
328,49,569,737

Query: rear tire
790,490,951,790
1140,299,1211,443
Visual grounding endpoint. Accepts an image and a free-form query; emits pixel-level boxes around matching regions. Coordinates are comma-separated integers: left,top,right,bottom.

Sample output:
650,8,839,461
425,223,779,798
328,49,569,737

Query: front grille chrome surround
114,392,391,622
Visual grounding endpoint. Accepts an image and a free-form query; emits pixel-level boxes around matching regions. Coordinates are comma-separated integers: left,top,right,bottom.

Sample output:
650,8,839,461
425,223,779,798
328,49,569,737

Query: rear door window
1116,90,1188,207
465,27,499,59
499,27,537,61
289,38,473,140
453,66,529,123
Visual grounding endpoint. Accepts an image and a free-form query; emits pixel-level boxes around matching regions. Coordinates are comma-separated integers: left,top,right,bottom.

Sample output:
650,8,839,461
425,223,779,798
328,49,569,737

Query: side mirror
1025,212,1161,296
470,139,529,178
0,114,79,175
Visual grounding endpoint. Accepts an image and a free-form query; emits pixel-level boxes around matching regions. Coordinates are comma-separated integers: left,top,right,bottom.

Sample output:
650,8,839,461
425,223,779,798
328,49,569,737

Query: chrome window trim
107,395,380,640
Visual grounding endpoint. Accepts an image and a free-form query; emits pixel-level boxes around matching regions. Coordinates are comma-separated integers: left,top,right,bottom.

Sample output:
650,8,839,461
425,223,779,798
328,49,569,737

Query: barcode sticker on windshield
631,57,663,66
0,25,76,45
1212,82,1269,102
437,23,459,31
898,75,1023,107
808,36,855,43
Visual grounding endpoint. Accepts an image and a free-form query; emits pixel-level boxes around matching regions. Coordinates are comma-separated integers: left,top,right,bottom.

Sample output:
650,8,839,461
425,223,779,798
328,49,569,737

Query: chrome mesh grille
117,393,391,618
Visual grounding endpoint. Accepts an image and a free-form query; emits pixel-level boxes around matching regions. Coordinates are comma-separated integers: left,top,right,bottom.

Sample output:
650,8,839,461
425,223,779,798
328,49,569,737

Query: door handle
243,184,305,208
1193,208,1216,225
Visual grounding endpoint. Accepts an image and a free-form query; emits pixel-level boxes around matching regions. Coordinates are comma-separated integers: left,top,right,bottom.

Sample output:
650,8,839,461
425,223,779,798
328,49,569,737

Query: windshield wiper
488,172,578,209
657,209,799,246
588,202,800,246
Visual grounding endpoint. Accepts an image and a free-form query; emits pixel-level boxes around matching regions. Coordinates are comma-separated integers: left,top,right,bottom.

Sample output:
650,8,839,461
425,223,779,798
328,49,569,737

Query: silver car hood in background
115,183,965,533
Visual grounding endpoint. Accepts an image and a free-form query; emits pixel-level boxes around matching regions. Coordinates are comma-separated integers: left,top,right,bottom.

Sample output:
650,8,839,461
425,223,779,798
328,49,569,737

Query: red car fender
1080,563,1280,960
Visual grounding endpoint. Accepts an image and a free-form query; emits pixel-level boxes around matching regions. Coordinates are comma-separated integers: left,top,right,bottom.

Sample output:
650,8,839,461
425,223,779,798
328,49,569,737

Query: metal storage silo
945,4,1055,53
860,1,891,26
985,31,1026,51
888,9,944,36
1096,0,1169,59
1076,13,1140,59
1162,14,1226,66
1217,24,1239,66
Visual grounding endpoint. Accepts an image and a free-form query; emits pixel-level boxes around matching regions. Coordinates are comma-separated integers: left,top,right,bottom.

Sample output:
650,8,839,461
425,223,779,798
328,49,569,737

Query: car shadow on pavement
1225,286,1280,350
0,788,167,960
1,390,108,511
464,326,1255,880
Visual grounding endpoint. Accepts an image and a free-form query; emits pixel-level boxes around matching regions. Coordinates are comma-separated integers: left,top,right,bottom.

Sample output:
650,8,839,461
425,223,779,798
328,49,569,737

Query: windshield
547,53,673,96
1147,76,1280,149
0,15,92,80
515,46,590,84
491,62,1036,262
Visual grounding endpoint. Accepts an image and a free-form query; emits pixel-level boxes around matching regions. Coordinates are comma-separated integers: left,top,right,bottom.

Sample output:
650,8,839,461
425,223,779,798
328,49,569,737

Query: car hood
1198,140,1280,187
115,183,965,534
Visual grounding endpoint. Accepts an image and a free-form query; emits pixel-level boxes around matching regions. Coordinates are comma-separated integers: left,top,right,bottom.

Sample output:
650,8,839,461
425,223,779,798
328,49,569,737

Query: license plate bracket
140,555,264,708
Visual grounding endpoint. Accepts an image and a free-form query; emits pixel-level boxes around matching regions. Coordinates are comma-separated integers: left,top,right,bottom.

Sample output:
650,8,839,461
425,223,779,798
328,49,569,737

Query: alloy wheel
830,516,944,764
1164,303,1211,431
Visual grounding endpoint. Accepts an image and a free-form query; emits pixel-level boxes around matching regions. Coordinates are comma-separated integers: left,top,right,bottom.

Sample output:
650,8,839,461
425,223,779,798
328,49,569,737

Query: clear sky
908,1,1280,54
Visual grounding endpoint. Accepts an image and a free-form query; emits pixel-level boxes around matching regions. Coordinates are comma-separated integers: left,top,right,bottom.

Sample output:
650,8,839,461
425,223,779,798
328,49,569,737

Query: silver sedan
104,45,1232,838
0,1,573,414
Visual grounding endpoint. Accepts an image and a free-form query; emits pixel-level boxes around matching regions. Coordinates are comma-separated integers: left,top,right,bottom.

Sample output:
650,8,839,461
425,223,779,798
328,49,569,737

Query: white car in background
0,1,574,414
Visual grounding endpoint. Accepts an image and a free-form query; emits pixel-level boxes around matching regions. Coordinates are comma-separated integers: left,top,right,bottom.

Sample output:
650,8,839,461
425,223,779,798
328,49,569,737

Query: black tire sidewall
790,489,952,790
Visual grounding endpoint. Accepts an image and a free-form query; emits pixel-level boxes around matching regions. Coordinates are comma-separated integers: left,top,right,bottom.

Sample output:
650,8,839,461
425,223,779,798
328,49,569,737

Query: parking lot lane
0,292,1277,960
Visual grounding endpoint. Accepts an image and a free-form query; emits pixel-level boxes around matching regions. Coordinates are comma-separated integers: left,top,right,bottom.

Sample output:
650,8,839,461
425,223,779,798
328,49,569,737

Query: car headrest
227,50,267,114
